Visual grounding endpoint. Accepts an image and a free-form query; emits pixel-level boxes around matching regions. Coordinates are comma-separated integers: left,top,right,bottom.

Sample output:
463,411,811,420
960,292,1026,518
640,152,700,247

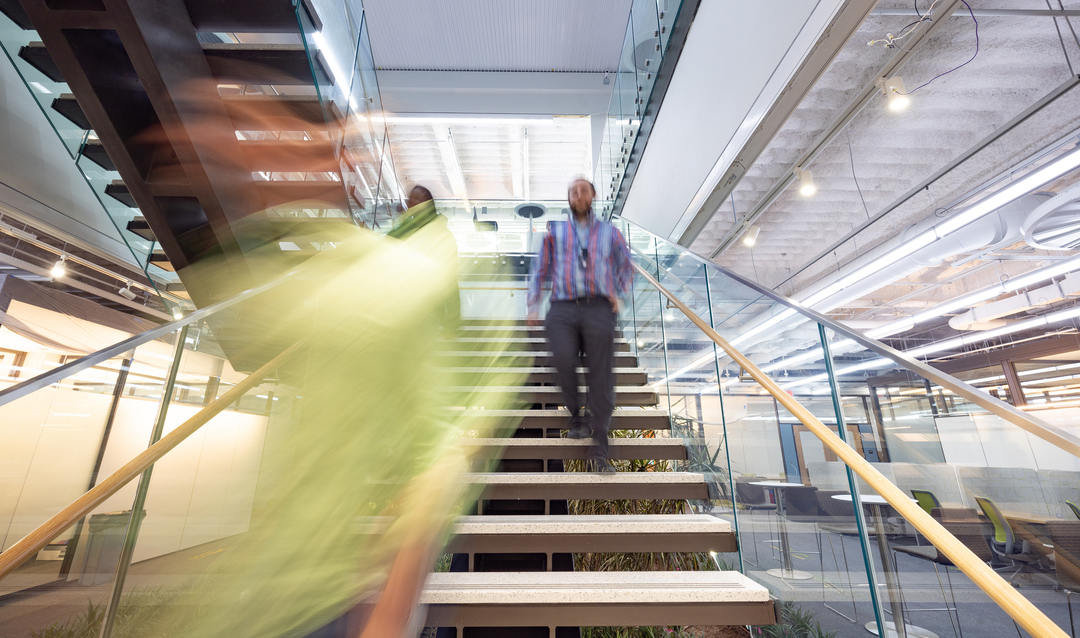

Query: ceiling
361,0,633,72
690,0,1080,298
387,116,593,203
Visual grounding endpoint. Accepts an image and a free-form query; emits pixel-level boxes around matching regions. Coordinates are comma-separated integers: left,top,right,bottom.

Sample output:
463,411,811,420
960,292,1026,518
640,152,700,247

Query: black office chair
1047,521,1080,637
815,490,860,623
892,507,993,638
734,478,776,566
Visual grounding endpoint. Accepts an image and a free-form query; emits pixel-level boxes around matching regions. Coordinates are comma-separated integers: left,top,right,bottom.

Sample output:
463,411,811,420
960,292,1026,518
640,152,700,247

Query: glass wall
594,0,688,217
616,216,1080,638
0,318,297,636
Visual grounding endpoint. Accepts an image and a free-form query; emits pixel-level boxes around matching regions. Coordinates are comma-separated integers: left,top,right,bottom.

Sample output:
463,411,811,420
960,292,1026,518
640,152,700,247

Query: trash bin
76,510,143,586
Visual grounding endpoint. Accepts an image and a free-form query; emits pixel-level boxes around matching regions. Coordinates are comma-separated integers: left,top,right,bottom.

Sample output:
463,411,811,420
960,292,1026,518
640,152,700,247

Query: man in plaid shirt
527,178,633,472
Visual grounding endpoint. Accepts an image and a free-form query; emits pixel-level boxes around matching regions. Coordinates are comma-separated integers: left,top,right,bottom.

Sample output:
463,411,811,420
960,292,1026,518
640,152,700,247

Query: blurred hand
607,295,620,314
527,312,541,328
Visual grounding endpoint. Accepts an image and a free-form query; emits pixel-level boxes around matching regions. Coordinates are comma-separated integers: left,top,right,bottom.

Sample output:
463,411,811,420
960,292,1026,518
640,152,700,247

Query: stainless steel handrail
0,268,300,408
619,216,1080,458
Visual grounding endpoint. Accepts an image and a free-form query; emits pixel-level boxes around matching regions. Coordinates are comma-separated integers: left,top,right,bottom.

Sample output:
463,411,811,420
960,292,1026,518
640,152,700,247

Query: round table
833,494,937,638
750,481,813,580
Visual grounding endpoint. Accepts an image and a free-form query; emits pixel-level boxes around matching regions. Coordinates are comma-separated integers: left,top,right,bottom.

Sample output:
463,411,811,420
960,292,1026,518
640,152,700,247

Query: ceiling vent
515,203,546,219
1022,186,1080,250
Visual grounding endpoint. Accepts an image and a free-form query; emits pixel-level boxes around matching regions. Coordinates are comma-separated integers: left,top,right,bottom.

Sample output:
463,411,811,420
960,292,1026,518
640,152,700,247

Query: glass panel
0,20,84,157
817,325,1080,637
0,329,185,632
0,13,171,292
298,2,397,231
619,214,1080,637
102,322,296,618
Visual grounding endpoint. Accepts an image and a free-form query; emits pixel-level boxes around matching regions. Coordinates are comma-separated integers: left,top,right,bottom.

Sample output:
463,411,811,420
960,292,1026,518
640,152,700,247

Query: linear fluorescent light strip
745,219,1080,380
649,147,1080,391
649,308,801,387
783,305,1080,390
799,147,1080,309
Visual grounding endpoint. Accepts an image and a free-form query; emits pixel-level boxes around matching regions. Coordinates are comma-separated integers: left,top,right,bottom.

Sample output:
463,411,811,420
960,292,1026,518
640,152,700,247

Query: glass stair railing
0,13,168,300
296,0,406,232
615,215,1078,638
2,208,1078,638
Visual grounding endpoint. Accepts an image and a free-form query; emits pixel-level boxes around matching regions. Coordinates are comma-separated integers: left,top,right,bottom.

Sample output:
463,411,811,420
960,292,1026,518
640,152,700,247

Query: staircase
11,0,358,304
424,318,775,637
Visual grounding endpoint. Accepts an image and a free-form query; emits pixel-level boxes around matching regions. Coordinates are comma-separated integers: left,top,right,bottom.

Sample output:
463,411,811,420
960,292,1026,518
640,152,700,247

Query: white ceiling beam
706,0,965,259
872,8,1080,17
439,127,471,211
673,0,878,246
523,128,530,202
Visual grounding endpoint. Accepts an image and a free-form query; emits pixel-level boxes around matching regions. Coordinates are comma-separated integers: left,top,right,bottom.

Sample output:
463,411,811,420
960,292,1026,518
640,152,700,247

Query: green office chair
974,496,1051,585
911,489,942,516
1067,500,1080,521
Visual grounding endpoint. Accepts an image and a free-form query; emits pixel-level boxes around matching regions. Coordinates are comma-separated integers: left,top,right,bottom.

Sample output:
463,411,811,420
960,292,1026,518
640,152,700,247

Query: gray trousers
544,298,616,461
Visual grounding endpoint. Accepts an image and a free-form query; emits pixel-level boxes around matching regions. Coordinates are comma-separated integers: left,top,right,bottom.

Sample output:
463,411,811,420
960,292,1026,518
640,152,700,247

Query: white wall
621,0,846,241
1,391,268,565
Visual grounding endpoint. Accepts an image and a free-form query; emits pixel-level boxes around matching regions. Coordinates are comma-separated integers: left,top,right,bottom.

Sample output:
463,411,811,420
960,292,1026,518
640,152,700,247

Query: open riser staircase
424,318,775,637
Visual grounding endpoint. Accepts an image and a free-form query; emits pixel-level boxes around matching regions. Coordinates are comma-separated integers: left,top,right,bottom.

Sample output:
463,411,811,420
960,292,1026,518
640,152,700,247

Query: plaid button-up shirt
527,213,633,315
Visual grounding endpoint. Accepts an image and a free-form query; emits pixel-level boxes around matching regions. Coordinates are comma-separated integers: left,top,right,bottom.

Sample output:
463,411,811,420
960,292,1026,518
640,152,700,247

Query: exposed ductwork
792,192,1052,313
949,271,1080,330
1021,182,1080,250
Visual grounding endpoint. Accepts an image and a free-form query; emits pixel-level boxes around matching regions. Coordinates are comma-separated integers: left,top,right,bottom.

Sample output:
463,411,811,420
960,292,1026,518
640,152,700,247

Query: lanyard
572,219,590,270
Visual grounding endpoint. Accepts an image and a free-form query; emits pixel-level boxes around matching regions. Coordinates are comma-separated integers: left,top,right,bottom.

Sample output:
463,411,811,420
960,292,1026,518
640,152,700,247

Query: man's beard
570,202,592,217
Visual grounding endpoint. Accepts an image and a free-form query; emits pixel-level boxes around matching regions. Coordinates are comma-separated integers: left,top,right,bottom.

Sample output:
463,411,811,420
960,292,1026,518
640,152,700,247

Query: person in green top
390,185,460,329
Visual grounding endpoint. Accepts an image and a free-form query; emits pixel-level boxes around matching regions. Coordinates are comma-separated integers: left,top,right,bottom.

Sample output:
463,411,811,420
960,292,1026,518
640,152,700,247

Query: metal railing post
704,270,742,573
820,323,888,634
98,325,189,638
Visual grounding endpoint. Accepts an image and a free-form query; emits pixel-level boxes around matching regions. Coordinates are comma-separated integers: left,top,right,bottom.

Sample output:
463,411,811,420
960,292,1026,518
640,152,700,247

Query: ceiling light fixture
783,305,1080,391
50,256,66,279
743,225,761,247
796,169,817,197
118,284,137,301
801,145,1080,310
882,76,910,111
171,306,184,321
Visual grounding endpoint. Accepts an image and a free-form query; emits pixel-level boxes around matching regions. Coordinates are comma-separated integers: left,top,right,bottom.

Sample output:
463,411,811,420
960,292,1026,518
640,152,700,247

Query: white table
750,481,813,580
834,495,936,638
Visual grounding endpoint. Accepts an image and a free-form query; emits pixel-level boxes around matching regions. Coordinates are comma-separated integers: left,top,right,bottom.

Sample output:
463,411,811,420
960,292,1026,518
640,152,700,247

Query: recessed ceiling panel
362,0,633,72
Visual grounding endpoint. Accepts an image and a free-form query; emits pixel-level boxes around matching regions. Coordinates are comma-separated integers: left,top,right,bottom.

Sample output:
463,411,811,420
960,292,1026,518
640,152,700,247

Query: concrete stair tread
450,409,668,417
457,325,546,332
442,386,652,393
464,437,685,460
465,438,682,447
466,472,703,484
422,570,769,604
450,408,670,430
444,337,629,344
435,351,636,361
452,514,730,535
444,366,646,374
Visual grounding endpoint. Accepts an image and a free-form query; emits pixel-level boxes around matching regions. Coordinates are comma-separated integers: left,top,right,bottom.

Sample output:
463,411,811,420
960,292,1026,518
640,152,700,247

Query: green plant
28,601,104,638
755,601,836,638
23,581,215,638
583,626,699,638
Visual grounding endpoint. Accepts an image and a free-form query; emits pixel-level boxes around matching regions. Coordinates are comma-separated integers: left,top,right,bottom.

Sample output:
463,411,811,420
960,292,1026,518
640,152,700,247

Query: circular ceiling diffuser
1021,185,1080,250
515,203,546,219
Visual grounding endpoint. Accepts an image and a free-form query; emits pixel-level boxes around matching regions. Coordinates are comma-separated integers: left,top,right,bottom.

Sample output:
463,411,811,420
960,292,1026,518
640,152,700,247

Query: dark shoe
566,417,591,440
592,459,616,473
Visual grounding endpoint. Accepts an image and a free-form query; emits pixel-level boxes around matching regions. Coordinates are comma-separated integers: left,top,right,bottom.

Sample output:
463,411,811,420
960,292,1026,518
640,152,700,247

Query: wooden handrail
0,340,305,580
636,264,1069,638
